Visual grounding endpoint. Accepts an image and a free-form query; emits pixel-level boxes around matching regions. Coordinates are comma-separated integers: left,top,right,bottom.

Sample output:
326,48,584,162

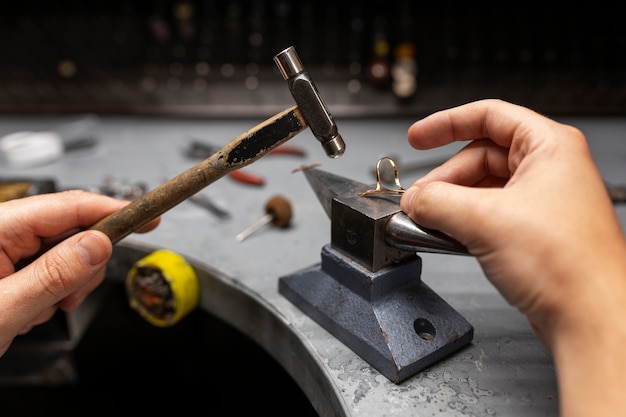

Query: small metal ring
359,157,406,197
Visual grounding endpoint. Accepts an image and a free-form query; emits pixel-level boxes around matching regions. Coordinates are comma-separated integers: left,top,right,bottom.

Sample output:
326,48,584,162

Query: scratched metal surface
0,114,624,417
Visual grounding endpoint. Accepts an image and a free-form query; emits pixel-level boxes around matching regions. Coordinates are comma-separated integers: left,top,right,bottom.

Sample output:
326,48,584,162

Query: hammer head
274,46,346,159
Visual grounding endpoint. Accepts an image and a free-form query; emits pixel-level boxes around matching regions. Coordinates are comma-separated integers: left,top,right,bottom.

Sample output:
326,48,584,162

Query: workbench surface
0,114,624,417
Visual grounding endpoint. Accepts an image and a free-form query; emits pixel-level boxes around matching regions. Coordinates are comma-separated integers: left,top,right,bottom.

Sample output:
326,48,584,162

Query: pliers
184,140,306,186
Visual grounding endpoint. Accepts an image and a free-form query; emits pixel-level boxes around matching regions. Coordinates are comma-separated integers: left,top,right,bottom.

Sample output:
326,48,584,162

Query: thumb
0,231,112,336
400,181,497,250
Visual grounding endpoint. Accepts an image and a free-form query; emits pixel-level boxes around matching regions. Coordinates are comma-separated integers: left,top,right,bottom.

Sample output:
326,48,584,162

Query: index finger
0,190,130,238
0,190,159,266
407,99,549,150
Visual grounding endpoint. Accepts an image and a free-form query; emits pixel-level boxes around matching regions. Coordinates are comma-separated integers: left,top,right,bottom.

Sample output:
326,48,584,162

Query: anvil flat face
331,194,415,272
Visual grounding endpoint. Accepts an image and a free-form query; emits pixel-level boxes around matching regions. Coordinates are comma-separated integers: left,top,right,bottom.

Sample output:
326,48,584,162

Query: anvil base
279,244,474,384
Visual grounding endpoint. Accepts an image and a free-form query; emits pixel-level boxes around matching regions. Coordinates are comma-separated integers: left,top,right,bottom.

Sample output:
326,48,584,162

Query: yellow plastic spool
126,249,199,327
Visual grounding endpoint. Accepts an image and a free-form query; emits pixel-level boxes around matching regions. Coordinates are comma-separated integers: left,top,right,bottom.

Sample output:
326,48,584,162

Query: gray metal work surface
0,115,624,416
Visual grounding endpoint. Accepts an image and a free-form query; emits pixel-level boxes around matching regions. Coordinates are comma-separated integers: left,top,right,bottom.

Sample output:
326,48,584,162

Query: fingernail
400,185,419,212
76,233,109,266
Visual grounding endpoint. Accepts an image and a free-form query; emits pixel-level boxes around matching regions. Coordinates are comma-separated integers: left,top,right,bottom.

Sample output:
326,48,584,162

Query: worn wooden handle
90,105,307,244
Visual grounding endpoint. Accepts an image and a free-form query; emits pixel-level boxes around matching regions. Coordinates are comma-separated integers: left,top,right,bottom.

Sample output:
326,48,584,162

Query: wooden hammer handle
90,105,307,244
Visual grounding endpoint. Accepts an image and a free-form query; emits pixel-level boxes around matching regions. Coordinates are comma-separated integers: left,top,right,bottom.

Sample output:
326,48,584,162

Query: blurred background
1,2,625,119
1,3,625,416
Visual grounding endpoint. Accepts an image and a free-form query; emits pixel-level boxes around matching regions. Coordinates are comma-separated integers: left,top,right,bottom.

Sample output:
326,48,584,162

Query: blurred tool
607,182,626,204
0,178,56,202
95,176,147,200
184,140,307,186
54,114,101,151
0,115,99,168
162,174,231,219
89,46,345,244
0,131,64,167
62,176,148,201
228,169,265,186
188,192,231,219
236,195,292,242
279,165,472,384
126,249,199,327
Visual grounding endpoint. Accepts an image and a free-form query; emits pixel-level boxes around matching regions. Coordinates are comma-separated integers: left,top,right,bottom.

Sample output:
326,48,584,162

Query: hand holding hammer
89,46,346,244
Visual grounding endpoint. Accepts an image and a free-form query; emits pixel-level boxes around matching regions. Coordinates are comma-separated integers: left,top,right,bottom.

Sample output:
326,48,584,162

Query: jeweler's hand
400,99,626,417
0,190,159,357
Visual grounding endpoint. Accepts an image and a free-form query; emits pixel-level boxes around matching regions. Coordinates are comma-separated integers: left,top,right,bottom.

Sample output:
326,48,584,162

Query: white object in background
0,131,64,167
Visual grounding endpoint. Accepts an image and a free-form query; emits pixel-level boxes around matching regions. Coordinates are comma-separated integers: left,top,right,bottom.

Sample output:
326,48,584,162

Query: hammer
89,46,346,244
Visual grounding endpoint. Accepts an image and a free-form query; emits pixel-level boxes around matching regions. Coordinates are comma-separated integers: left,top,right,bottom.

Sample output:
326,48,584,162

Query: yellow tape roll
126,249,199,327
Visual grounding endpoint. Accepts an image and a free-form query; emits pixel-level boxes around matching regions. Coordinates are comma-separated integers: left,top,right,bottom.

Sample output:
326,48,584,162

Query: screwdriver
235,195,293,242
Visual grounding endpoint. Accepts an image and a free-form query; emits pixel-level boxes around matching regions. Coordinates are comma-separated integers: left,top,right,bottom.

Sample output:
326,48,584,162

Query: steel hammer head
274,46,346,159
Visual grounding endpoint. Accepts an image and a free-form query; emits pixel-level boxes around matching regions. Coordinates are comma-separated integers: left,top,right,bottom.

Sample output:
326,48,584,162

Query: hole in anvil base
414,318,436,341
2,283,319,416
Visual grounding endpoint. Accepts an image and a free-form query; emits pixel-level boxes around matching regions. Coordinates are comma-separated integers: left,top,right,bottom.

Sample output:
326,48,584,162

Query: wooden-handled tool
90,46,345,244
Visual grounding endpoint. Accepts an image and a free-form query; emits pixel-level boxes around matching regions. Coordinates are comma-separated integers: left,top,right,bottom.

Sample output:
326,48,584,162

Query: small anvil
279,166,474,384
